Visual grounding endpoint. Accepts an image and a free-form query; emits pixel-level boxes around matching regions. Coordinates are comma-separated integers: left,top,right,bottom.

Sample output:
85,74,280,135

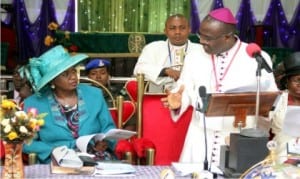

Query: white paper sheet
92,162,136,176
75,129,137,153
282,106,300,137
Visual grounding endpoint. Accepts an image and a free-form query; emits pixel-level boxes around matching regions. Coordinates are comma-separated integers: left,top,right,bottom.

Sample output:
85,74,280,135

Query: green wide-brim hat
28,45,88,92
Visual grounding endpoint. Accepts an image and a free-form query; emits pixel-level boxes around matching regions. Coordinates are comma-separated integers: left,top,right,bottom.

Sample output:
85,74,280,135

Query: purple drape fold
235,0,256,43
288,2,300,51
13,0,75,63
190,0,201,33
263,0,290,48
60,0,75,31
211,0,224,10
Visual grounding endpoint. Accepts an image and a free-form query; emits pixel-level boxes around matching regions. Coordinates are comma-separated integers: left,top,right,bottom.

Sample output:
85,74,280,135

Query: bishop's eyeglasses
196,32,232,41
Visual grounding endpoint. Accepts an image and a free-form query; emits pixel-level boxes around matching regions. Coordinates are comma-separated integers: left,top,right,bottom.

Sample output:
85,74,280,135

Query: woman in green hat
22,45,117,163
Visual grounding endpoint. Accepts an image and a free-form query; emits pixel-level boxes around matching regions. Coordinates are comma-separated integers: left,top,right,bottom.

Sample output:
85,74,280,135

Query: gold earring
51,84,55,89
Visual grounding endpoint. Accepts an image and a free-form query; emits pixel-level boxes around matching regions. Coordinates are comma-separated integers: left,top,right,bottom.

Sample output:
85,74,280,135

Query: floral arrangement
0,99,46,143
44,22,78,52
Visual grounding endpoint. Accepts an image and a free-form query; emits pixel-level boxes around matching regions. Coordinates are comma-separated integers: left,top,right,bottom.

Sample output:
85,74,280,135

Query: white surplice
133,40,202,92
170,38,279,167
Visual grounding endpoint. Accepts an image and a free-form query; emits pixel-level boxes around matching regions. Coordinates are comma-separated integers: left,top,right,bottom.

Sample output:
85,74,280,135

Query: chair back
124,80,138,103
124,79,149,104
142,94,193,165
135,74,193,165
79,77,135,128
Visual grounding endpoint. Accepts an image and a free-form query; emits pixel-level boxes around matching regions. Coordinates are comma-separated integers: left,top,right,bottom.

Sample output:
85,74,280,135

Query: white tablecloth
12,164,183,179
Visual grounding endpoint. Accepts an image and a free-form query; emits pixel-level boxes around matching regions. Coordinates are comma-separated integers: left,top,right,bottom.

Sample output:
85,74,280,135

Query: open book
51,147,94,174
52,146,83,168
51,129,136,173
76,129,137,153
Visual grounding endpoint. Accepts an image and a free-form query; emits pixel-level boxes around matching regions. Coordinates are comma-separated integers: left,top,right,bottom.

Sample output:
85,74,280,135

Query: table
15,164,189,178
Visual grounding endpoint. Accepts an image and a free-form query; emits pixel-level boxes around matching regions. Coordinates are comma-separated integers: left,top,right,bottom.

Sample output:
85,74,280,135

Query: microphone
240,43,271,138
198,86,209,171
246,43,272,73
199,86,208,113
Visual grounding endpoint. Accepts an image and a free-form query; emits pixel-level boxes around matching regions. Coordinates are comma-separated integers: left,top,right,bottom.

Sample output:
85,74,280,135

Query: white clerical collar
168,40,188,49
216,37,241,58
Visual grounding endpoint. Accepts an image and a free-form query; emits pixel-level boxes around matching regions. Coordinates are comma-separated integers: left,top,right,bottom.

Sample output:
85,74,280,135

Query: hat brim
280,69,300,89
36,53,88,91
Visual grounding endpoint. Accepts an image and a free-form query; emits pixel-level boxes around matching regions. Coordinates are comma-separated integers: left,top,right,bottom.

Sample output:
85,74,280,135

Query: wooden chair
79,77,137,163
79,77,135,128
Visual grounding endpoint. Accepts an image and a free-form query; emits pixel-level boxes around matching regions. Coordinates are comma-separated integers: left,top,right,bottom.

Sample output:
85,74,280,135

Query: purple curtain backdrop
13,0,75,63
10,0,299,64
207,0,299,50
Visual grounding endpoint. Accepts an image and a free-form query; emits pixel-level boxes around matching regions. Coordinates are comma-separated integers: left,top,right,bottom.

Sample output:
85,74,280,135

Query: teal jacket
23,84,116,163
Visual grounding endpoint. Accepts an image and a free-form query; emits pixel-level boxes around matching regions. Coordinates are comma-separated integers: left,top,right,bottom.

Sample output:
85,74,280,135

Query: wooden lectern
205,92,279,128
207,91,280,177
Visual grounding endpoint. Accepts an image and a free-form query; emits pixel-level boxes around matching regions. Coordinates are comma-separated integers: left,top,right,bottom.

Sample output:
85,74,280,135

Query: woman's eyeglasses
289,78,300,85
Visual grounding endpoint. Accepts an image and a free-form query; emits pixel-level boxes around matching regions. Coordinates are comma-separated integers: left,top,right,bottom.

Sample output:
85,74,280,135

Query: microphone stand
202,111,209,171
240,62,269,137
197,95,213,179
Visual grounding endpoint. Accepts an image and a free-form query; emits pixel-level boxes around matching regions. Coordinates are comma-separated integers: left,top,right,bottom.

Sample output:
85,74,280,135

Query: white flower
4,124,11,133
15,111,28,119
29,118,37,123
20,126,28,133
1,118,10,126
11,116,16,123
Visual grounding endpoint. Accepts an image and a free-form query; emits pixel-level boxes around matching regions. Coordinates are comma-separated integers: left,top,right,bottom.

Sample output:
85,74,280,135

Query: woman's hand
93,140,109,152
